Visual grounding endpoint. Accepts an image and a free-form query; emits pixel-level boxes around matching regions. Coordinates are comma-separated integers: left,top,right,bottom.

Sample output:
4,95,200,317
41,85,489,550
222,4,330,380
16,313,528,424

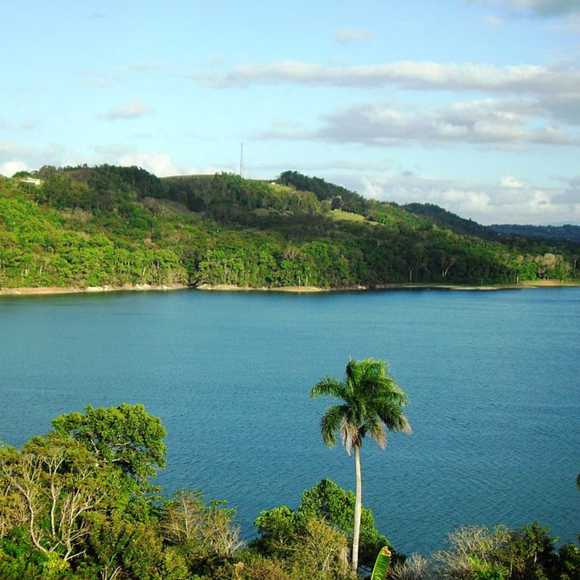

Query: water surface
1,288,578,554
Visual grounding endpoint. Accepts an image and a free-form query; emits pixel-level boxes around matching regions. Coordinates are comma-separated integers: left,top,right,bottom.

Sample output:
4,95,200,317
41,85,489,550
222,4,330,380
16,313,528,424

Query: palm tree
310,358,411,574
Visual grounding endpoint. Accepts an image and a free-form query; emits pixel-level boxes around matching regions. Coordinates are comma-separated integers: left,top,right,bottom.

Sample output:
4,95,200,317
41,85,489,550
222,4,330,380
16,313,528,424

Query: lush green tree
51,403,167,491
252,478,399,571
253,506,299,558
298,479,398,569
310,358,411,573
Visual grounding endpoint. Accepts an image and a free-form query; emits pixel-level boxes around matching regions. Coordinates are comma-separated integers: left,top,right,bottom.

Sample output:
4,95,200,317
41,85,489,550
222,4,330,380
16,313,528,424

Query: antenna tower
240,143,244,178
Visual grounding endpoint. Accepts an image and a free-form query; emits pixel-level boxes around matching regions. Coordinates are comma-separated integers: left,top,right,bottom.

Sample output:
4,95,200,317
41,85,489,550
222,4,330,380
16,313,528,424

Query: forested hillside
0,165,578,291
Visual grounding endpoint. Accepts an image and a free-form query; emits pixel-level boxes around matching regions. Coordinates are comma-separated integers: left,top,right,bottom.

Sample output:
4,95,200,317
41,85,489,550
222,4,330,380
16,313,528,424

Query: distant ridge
489,223,580,245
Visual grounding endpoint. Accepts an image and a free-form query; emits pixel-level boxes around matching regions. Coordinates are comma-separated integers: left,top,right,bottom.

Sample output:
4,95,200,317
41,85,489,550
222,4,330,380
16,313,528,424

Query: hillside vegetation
0,165,578,291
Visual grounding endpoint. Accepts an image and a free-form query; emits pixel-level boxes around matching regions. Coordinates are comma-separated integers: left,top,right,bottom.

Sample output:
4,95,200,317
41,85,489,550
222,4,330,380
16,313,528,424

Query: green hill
402,202,502,241
0,166,577,291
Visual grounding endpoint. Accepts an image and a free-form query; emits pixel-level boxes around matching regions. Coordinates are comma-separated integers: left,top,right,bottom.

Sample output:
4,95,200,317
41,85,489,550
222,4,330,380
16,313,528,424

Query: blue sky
1,0,579,224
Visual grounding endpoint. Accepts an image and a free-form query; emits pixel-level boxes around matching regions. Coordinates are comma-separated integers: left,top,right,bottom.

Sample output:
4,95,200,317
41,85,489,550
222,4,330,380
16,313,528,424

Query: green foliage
310,358,411,452
470,556,508,580
491,223,580,245
253,506,298,557
403,203,501,242
311,359,410,573
240,517,350,580
298,479,398,569
0,405,238,579
251,479,400,572
51,403,167,487
1,404,578,580
370,546,391,580
278,170,368,214
553,541,580,580
0,432,125,567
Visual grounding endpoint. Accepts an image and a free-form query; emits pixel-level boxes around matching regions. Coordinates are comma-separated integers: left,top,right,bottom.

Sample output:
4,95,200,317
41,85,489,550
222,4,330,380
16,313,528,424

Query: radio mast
239,143,244,178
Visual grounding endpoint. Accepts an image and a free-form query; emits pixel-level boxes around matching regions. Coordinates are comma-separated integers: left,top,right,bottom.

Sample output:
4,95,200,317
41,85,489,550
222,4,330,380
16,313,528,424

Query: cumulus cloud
0,160,28,177
0,140,79,175
0,141,33,176
98,98,153,120
117,152,178,177
333,28,374,44
263,98,574,148
348,171,580,225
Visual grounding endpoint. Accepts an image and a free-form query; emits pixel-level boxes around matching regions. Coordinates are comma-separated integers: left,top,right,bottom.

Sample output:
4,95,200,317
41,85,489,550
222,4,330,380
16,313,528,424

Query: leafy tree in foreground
252,478,397,571
298,479,400,568
0,433,123,567
51,403,167,491
310,358,411,574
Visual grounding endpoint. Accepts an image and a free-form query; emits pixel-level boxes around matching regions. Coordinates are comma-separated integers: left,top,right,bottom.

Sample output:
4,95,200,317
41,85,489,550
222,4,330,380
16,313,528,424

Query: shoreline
0,283,190,297
1,279,579,297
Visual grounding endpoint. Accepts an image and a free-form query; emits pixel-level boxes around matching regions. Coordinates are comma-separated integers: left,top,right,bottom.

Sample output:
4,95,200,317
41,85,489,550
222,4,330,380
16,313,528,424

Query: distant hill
489,224,580,245
402,202,502,241
0,166,578,291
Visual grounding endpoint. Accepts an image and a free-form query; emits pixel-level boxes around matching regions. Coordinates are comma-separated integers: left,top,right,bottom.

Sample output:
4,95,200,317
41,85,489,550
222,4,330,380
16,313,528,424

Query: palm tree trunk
352,444,362,573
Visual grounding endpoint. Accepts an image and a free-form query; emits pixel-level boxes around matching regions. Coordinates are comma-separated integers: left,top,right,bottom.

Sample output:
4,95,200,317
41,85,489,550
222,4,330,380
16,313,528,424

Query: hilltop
0,165,577,292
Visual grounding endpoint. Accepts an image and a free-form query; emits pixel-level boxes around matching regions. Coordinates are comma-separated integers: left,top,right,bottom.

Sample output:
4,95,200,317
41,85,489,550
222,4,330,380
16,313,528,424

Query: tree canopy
51,403,167,487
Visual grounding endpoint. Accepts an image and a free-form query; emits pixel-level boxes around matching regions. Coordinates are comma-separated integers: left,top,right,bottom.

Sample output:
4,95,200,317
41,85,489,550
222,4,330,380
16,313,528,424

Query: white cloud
205,59,580,95
333,28,374,44
118,152,178,177
350,171,580,225
263,98,574,148
98,98,153,121
0,160,28,177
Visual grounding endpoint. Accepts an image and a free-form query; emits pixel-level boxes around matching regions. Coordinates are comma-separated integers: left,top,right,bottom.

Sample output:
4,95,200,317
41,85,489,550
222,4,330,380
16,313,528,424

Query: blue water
0,288,579,554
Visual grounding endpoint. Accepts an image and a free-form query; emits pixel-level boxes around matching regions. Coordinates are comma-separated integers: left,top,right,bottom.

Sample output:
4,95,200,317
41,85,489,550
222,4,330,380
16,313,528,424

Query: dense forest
1,165,578,291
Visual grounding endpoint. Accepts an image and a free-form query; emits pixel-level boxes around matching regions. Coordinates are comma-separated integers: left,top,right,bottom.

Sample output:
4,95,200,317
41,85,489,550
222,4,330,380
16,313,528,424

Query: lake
0,287,579,555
